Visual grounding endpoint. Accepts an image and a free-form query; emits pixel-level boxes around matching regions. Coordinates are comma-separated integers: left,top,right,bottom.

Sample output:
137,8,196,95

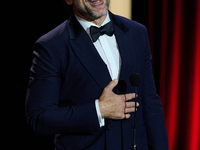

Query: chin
92,7,107,16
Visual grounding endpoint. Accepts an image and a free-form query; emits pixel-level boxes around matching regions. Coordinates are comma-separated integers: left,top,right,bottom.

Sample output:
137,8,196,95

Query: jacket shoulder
112,13,148,33
35,19,70,45
32,19,72,67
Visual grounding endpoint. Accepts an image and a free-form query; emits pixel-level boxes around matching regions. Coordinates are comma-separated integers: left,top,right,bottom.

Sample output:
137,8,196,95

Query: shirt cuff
95,99,105,127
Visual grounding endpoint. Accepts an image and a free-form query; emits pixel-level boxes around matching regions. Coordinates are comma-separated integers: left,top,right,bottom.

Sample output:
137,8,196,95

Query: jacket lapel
67,15,112,89
111,13,137,91
66,13,138,90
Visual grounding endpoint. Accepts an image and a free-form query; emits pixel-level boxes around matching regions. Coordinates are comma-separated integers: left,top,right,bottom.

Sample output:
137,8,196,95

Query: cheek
73,1,85,11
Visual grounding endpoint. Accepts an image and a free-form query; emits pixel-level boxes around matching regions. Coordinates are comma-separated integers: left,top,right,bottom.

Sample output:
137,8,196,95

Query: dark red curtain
147,0,200,150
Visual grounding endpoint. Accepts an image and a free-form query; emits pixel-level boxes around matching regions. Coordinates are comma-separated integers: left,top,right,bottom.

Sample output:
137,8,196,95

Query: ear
65,0,73,5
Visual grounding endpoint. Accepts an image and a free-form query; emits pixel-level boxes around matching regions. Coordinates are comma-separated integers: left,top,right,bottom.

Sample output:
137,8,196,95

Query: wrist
98,100,106,118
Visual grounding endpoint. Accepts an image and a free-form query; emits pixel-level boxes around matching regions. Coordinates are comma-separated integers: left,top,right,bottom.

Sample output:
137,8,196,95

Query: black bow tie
90,22,114,42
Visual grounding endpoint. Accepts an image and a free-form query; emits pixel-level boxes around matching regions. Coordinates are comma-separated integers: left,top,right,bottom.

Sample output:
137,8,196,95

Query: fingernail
137,103,139,107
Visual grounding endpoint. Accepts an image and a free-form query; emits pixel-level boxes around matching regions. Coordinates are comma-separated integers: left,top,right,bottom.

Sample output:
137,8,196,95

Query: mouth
87,0,103,5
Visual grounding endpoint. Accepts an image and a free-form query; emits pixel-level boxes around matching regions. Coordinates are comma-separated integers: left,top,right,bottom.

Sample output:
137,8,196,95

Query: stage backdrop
110,0,132,19
146,0,200,150
113,1,200,149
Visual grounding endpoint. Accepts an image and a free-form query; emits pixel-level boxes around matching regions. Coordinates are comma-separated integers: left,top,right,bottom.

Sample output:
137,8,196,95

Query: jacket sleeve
25,41,100,136
142,28,169,150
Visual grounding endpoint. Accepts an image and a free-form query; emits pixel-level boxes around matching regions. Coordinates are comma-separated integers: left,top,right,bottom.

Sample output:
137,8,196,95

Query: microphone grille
130,73,141,86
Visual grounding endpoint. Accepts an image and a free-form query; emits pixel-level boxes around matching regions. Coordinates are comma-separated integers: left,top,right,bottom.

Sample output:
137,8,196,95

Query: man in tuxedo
26,0,169,149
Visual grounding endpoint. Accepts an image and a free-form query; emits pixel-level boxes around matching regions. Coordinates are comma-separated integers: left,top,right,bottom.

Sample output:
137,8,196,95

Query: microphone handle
133,86,138,150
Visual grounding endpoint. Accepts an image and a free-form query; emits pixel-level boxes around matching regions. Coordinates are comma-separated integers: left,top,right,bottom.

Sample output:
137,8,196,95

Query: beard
73,0,110,20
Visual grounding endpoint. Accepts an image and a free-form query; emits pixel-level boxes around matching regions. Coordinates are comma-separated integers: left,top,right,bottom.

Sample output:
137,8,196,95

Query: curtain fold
188,1,200,149
146,0,200,150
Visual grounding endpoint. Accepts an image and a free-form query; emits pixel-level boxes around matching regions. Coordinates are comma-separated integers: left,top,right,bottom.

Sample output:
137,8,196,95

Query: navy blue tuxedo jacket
26,12,169,150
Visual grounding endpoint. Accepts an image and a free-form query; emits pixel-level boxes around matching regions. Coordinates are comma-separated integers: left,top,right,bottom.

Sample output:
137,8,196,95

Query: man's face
72,0,110,21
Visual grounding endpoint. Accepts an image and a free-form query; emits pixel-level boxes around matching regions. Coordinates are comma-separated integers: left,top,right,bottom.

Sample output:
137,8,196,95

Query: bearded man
26,0,169,149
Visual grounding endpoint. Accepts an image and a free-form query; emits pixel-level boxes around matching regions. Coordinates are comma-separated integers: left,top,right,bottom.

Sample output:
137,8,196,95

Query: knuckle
115,112,125,119
104,87,109,92
118,114,124,119
124,108,128,113
125,102,130,108
120,95,126,101
120,103,125,109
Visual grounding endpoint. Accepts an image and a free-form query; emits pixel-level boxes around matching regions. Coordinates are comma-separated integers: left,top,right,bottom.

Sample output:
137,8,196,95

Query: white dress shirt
75,13,121,127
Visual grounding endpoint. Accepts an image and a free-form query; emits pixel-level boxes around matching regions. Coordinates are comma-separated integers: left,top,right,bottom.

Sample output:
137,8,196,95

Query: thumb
105,79,118,91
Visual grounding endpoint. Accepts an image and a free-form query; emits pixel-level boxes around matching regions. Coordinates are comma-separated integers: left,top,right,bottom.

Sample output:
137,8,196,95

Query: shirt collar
75,11,111,34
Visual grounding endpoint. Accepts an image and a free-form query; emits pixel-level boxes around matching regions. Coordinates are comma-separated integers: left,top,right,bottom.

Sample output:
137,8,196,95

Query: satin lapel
111,13,137,93
67,16,112,89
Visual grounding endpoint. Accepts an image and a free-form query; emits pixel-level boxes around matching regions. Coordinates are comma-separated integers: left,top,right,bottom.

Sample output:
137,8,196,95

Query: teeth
89,0,100,2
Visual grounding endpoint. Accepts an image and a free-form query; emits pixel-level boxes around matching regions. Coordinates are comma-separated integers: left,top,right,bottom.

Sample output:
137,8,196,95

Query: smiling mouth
87,0,103,5
88,0,101,2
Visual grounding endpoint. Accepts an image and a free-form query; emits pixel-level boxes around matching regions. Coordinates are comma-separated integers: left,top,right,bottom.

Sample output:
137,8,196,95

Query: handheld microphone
129,73,141,150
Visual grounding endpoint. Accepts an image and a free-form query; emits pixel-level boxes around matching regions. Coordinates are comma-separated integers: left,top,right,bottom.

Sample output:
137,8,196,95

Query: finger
126,102,139,108
124,93,136,101
124,107,137,113
105,79,118,91
124,113,131,119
